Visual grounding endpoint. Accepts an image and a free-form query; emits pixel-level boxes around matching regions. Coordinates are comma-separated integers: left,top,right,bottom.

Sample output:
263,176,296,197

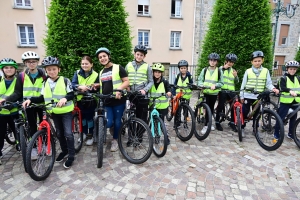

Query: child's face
2,66,16,76
134,51,145,62
179,66,187,74
224,61,234,68
25,59,38,70
209,59,218,67
287,67,298,75
45,65,60,78
81,59,93,72
251,57,263,68
98,52,109,65
153,70,162,79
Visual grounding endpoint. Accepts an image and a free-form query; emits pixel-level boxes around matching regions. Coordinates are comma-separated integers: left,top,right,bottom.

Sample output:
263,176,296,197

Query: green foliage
44,0,133,78
295,47,300,75
197,0,273,86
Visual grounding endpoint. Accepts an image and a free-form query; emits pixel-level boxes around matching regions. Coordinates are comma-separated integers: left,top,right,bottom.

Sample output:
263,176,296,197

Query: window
18,25,35,46
138,0,149,15
170,31,181,48
171,0,182,17
282,37,287,45
138,30,149,47
278,24,290,46
15,0,31,7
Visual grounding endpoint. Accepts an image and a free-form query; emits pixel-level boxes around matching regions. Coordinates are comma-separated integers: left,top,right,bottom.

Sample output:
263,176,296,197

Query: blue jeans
274,103,298,138
105,103,125,140
52,112,75,158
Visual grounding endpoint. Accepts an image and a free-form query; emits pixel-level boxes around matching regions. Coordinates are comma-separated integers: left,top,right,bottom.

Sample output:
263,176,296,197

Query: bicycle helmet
178,60,188,68
0,58,18,69
285,60,299,68
95,47,111,58
152,63,164,72
41,56,60,67
225,53,238,63
134,44,147,55
208,53,220,60
21,51,40,62
251,51,264,59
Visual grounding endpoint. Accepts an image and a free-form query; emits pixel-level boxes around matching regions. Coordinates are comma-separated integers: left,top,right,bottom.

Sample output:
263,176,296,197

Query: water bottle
287,108,294,115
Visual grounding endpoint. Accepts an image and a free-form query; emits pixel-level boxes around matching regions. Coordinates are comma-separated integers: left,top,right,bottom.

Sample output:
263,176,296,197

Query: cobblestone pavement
1,93,300,200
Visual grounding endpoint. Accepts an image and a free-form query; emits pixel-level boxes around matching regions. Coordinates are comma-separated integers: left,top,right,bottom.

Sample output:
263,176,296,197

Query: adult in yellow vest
125,45,153,123
240,51,279,137
94,47,129,152
0,58,20,162
274,61,300,140
23,56,76,169
71,56,99,146
198,53,224,134
215,53,239,131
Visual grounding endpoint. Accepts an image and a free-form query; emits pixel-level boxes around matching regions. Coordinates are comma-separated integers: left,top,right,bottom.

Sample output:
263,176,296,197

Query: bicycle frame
170,88,188,115
72,102,83,134
233,97,244,125
149,97,164,137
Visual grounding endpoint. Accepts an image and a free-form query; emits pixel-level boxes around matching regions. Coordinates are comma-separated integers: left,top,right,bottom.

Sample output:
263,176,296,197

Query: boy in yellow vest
274,61,300,140
23,56,76,169
215,53,239,131
240,51,279,137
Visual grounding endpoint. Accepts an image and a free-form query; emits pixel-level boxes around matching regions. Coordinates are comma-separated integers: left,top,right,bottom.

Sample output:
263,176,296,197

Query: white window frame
170,31,181,48
171,0,182,17
15,0,31,7
281,37,287,45
138,0,150,16
138,30,150,47
18,25,36,46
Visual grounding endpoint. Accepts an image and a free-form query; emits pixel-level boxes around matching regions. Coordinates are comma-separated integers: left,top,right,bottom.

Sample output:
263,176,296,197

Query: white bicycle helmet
22,51,40,62
285,60,299,68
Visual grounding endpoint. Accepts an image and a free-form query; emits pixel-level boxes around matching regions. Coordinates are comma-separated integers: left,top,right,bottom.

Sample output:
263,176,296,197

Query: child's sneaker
86,138,94,146
287,134,294,140
63,157,74,169
31,148,38,160
242,129,245,138
110,140,118,152
216,123,223,131
201,126,208,134
211,126,215,131
55,152,68,162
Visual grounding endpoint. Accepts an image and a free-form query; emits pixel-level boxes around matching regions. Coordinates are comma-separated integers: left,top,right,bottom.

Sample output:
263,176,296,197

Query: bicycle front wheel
293,118,300,149
97,117,105,168
118,117,152,164
254,109,284,151
152,116,168,157
194,103,212,141
19,126,29,172
235,107,242,142
26,130,56,181
174,104,195,141
72,114,83,153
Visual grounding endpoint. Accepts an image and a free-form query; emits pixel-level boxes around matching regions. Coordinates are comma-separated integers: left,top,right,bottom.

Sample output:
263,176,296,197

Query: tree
44,0,133,78
295,48,300,75
197,0,273,85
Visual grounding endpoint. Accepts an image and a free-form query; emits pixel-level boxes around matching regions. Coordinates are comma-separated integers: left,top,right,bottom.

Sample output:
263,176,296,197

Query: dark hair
82,56,93,64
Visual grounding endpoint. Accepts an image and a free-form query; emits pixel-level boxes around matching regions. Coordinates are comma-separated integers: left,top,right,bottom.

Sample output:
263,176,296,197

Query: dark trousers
77,101,96,135
157,108,168,122
52,112,75,158
215,91,235,123
130,96,150,123
0,115,17,155
26,107,43,137
204,94,218,126
274,103,297,137
241,98,259,129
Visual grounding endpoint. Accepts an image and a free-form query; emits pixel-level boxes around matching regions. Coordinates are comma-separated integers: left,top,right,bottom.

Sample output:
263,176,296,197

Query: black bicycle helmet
134,44,147,55
95,47,111,58
0,58,18,69
285,60,299,68
41,56,60,67
178,60,188,68
251,51,264,59
208,53,220,60
225,53,238,63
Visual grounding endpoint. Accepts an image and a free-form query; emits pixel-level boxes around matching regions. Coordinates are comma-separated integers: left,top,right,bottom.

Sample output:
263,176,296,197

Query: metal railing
168,65,198,84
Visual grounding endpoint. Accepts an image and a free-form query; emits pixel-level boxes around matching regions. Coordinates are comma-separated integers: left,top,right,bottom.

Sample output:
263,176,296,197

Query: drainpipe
191,0,196,66
43,0,48,25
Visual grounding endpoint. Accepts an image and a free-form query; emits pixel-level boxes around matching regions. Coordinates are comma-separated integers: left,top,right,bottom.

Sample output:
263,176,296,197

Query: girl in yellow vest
23,56,76,169
0,58,19,164
274,61,300,140
240,51,279,138
198,53,224,134
71,56,99,146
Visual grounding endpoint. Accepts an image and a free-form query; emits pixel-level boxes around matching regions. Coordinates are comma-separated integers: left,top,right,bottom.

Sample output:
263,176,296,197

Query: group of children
0,47,299,168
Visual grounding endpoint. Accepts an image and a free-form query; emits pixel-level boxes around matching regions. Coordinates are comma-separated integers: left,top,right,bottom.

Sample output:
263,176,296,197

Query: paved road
1,94,300,200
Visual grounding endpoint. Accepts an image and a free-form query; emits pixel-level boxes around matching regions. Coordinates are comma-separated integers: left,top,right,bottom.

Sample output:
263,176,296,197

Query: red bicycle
72,97,83,153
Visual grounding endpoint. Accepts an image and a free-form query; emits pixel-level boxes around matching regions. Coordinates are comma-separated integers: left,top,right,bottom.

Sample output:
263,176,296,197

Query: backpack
203,67,222,82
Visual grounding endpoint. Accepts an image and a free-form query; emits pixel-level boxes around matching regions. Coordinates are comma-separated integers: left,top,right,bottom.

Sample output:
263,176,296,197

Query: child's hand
0,99,5,105
272,88,279,95
78,85,89,92
232,69,238,77
210,84,216,90
167,92,171,97
139,89,146,95
22,100,31,108
91,83,100,90
240,99,244,104
290,90,297,97
56,98,67,107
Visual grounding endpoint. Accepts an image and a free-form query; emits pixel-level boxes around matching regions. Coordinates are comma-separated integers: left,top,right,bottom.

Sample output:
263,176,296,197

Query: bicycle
167,84,195,141
118,91,153,164
72,95,84,153
148,94,168,157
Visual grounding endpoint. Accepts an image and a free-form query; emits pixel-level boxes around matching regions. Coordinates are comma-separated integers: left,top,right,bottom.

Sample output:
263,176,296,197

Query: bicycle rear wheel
194,103,212,141
118,117,152,164
254,109,284,151
26,130,56,181
235,107,242,142
293,118,300,149
175,104,195,141
72,114,83,153
152,116,168,157
19,126,29,172
5,124,16,145
97,117,105,168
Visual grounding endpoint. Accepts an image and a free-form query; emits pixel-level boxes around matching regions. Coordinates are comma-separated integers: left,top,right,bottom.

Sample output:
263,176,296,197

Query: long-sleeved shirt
71,68,99,90
125,60,153,92
240,66,275,99
197,66,224,88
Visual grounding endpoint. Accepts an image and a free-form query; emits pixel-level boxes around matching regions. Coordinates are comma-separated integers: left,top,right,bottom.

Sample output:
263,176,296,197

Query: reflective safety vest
245,68,268,92
203,68,220,95
221,68,235,91
126,62,148,85
176,76,192,99
23,73,43,99
0,78,17,115
43,77,74,114
280,76,300,103
149,82,168,109
77,70,98,101
99,64,122,94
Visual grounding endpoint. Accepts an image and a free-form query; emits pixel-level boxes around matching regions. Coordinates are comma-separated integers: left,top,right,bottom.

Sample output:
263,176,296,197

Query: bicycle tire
166,105,173,122
175,104,195,141
152,116,168,157
72,114,83,153
26,130,56,181
194,103,212,141
97,117,105,168
118,117,152,164
293,118,300,149
253,109,284,151
5,125,16,145
19,126,28,172
236,107,242,142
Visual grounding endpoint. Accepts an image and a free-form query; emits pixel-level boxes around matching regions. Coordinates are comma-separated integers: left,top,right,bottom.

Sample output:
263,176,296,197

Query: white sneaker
78,134,87,143
201,126,208,134
86,138,94,146
242,129,245,138
211,126,215,131
110,140,118,152
31,148,38,160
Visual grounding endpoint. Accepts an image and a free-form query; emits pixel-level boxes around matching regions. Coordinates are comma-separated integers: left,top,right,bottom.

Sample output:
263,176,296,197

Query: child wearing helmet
215,53,239,132
0,58,20,164
240,51,279,137
173,60,193,97
23,56,76,169
198,53,224,134
274,61,300,140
